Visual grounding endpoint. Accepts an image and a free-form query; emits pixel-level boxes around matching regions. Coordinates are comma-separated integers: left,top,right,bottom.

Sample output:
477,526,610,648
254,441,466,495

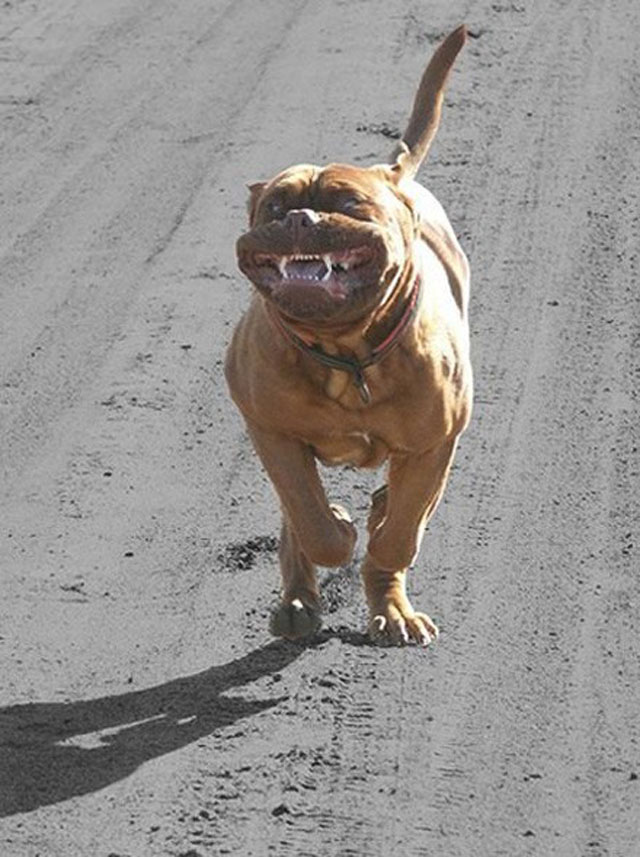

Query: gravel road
1,1,638,855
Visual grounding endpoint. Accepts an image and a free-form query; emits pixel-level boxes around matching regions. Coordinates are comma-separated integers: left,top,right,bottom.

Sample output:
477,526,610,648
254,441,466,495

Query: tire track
0,0,309,493
391,1,640,852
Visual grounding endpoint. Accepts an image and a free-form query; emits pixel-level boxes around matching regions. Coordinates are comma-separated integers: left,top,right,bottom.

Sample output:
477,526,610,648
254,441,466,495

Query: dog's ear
246,181,267,226
369,163,420,233
390,24,467,180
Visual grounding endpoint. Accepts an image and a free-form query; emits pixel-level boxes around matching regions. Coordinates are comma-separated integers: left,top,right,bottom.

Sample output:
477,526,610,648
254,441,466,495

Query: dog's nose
283,208,320,233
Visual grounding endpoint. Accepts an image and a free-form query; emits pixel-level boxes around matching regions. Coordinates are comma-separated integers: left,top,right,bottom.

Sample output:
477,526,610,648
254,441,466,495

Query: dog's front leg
362,437,458,646
246,420,357,639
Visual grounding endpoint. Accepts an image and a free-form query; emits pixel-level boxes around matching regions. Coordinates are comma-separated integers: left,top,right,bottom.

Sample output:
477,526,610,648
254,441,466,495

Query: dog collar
269,276,421,405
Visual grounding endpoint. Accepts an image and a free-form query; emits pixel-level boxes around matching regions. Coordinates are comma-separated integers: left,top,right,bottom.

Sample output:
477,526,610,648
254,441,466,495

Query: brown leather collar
269,276,421,404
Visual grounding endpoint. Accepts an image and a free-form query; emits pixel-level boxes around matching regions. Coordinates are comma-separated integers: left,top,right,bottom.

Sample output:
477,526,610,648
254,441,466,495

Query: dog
225,25,472,646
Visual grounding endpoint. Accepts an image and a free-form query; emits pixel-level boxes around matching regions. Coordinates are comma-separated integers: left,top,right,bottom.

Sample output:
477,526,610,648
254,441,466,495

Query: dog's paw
368,605,438,648
269,598,322,640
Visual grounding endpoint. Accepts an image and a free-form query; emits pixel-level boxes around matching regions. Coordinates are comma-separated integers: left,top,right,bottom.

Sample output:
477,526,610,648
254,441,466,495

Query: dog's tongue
285,258,329,281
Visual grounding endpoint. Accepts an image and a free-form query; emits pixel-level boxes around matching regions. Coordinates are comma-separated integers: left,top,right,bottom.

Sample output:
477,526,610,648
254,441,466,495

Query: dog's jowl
225,26,472,646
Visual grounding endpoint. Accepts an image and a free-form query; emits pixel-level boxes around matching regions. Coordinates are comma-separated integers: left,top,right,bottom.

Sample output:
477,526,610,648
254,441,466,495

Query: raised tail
389,24,467,179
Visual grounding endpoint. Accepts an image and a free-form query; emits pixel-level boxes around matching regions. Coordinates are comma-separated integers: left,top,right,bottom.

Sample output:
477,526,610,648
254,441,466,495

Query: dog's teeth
322,255,332,281
278,256,289,278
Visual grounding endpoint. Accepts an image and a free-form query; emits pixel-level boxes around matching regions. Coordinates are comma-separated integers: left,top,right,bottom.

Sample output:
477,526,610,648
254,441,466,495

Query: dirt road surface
1,1,638,855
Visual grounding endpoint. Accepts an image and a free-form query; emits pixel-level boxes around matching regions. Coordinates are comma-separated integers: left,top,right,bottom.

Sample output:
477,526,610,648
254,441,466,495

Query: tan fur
225,26,471,645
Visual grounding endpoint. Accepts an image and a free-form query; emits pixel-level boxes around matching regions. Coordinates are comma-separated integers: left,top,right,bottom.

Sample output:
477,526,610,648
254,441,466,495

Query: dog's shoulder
402,179,470,318
224,295,315,427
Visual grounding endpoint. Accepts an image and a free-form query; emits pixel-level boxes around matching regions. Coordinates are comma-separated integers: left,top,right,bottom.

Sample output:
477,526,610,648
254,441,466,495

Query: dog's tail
389,24,467,179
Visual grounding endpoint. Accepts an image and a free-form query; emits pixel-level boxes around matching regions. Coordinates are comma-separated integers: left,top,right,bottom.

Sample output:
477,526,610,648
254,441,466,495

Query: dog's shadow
0,632,364,817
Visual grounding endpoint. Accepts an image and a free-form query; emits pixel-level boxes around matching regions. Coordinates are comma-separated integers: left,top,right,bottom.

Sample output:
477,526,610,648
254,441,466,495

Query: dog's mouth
249,245,375,299
236,220,396,322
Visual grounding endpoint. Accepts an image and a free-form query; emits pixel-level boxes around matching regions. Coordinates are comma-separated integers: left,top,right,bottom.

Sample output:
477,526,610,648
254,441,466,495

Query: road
1,0,638,855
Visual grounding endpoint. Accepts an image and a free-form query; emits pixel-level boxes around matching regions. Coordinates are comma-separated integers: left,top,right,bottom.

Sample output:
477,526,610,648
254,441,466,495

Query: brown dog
225,26,472,646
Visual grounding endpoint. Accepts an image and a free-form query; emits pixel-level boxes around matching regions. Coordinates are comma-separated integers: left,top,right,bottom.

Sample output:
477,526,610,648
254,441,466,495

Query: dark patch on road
217,535,278,571
356,121,402,139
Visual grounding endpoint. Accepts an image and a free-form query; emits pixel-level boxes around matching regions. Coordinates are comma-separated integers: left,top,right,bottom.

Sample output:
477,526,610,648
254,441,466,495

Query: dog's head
236,162,417,324
235,25,467,327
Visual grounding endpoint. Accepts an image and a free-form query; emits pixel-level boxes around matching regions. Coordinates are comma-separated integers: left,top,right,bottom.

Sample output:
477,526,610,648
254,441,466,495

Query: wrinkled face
236,163,417,324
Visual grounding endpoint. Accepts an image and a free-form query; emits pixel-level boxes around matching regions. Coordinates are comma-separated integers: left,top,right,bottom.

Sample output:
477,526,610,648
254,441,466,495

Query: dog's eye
338,197,366,214
265,198,285,219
